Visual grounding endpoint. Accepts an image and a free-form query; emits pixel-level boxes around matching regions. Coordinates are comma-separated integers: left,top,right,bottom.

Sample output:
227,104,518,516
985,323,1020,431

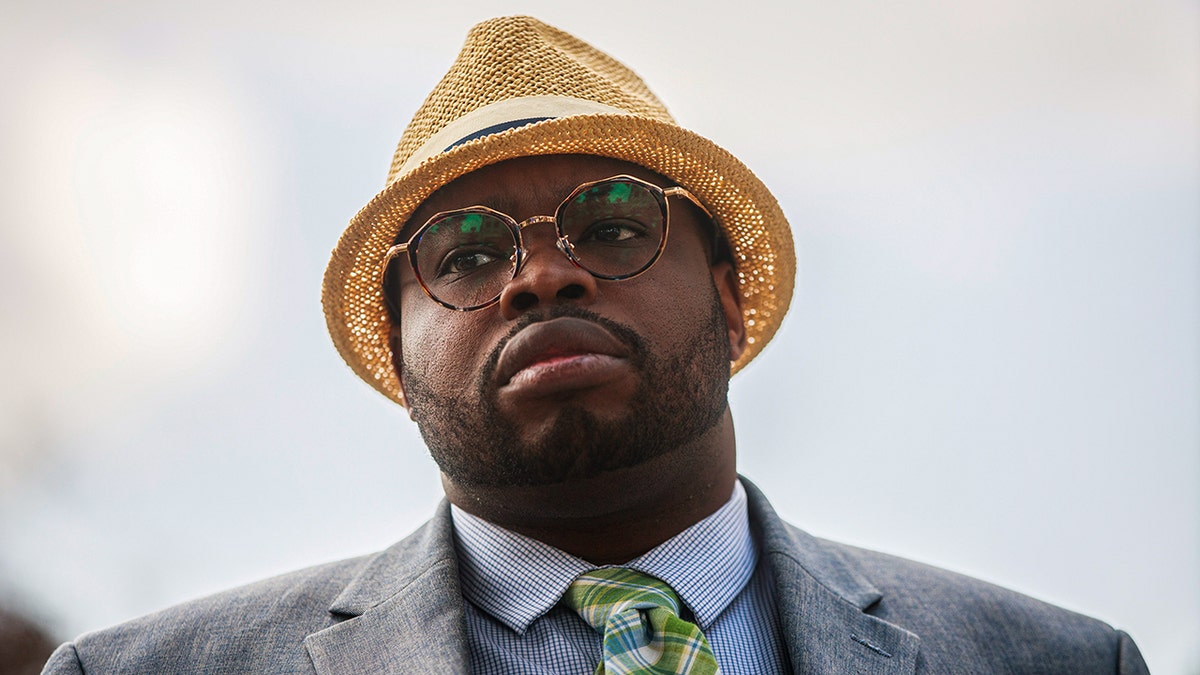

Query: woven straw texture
322,16,795,405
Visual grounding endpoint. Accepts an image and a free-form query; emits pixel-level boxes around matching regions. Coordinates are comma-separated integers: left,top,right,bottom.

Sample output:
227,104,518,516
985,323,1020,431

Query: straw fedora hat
322,15,795,405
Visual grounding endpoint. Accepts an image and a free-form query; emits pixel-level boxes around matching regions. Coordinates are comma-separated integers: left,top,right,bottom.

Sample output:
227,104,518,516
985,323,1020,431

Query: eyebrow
429,182,574,220
397,189,531,244
397,175,676,244
475,180,583,219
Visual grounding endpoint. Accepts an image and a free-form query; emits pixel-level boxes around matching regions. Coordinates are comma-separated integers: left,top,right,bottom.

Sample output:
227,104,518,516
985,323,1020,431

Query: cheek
614,237,718,342
661,229,716,294
399,287,490,389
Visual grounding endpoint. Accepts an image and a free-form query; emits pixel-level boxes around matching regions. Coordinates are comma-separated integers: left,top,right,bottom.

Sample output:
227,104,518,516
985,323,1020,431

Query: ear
387,325,413,416
711,261,747,362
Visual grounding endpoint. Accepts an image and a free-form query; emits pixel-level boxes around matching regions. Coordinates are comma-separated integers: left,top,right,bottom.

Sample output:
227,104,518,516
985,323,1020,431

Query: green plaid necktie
564,568,721,675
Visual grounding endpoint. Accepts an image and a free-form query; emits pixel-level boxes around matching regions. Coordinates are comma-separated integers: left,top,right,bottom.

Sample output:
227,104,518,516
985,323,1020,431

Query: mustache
477,306,648,392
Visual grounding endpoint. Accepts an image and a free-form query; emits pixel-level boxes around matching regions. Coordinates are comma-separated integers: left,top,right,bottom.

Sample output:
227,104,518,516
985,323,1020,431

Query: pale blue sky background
1,1,1197,672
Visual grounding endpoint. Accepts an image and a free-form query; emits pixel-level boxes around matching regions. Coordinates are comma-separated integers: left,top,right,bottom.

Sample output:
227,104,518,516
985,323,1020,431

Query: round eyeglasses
381,174,711,312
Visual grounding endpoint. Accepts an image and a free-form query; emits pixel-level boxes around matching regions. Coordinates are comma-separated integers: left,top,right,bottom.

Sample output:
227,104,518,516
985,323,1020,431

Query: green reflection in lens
574,180,634,206
458,213,483,233
606,181,632,203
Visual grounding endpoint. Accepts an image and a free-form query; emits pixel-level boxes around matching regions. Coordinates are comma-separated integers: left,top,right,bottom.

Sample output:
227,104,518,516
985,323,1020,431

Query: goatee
402,298,731,488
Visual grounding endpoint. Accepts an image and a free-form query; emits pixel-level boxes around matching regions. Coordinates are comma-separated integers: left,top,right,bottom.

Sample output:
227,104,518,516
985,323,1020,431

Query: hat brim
322,113,795,405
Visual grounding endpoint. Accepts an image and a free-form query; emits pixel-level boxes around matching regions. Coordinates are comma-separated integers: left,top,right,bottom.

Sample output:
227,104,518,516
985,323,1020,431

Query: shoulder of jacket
63,552,380,672
808,534,1138,671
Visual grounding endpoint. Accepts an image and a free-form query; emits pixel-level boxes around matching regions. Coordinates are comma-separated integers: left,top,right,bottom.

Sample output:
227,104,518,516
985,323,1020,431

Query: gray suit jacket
43,480,1149,674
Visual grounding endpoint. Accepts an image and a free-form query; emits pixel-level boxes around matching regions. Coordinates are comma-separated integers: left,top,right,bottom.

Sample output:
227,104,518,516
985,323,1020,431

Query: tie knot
565,568,683,631
563,568,720,674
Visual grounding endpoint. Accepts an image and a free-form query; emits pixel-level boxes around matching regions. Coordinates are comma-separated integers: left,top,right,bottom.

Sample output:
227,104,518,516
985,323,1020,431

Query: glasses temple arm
664,187,729,264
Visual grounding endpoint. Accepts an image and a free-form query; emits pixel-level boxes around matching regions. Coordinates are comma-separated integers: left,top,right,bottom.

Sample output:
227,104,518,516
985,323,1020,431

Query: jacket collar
305,501,470,674
744,478,920,674
305,480,920,674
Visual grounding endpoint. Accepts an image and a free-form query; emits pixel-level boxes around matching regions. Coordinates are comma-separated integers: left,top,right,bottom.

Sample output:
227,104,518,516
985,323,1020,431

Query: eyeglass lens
411,178,666,310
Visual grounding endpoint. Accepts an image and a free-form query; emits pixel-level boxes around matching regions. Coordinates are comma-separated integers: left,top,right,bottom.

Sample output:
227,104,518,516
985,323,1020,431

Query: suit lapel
306,503,470,674
744,479,920,675
770,552,920,675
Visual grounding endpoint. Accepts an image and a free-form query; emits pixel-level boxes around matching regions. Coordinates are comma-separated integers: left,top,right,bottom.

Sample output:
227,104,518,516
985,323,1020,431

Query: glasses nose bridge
513,213,572,263
514,214,559,234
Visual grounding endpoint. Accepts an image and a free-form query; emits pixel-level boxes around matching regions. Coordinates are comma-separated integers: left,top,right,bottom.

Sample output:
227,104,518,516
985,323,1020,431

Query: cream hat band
398,96,629,175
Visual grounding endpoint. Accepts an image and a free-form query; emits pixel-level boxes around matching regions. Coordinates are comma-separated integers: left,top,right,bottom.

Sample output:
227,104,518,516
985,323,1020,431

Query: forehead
404,154,672,233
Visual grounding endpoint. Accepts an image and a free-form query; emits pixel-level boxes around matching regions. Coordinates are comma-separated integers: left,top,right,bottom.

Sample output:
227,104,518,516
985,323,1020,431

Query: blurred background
1,0,1196,672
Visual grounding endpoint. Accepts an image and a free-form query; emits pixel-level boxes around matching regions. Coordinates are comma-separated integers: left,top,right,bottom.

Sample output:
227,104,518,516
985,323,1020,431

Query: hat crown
387,16,675,185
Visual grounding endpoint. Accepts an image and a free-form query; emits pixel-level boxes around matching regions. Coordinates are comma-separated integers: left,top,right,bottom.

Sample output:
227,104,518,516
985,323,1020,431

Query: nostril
511,291,538,311
558,284,586,300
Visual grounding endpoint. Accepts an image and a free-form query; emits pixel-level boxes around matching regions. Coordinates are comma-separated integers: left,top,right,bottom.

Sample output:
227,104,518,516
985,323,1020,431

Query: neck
443,409,738,565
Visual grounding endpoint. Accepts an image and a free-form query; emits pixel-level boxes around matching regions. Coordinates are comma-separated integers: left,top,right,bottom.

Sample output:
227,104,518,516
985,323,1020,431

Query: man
45,15,1148,674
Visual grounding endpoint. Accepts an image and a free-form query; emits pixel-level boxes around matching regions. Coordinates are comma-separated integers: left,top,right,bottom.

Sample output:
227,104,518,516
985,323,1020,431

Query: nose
497,224,597,319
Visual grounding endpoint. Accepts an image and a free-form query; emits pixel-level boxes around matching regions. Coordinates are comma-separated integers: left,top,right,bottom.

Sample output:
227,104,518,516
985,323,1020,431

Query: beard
401,294,732,488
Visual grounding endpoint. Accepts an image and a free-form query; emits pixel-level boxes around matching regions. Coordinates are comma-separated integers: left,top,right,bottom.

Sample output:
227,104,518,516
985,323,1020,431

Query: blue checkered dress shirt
450,481,790,674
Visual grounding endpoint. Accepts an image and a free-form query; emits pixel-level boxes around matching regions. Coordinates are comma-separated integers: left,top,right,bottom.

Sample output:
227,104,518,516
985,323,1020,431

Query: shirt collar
450,480,756,633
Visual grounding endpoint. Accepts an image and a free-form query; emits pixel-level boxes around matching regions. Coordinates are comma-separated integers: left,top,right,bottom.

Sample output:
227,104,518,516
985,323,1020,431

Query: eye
438,246,507,276
579,219,650,244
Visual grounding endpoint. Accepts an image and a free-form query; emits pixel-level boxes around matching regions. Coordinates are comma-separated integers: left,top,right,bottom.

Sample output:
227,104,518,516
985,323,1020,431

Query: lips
495,317,632,388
